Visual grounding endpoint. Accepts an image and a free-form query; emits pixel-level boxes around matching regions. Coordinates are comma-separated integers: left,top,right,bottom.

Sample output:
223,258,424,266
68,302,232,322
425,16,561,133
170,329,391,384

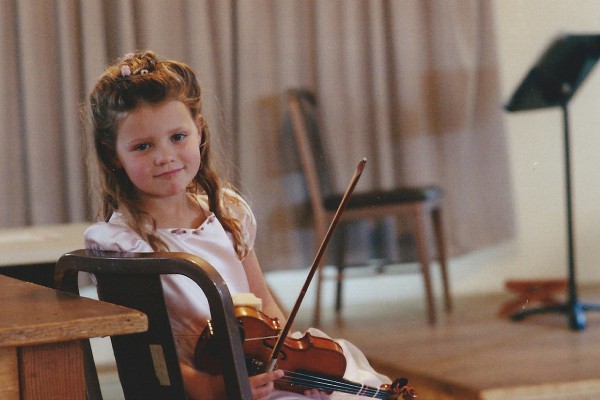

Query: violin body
195,305,416,399
196,306,346,394
235,306,347,394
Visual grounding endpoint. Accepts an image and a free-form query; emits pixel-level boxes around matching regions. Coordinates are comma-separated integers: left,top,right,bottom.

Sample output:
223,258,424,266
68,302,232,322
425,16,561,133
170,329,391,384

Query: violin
196,160,416,399
194,305,417,399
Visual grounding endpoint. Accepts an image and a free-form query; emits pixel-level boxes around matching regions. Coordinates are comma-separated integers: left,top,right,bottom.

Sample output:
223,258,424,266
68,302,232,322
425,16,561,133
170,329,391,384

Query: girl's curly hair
87,51,248,258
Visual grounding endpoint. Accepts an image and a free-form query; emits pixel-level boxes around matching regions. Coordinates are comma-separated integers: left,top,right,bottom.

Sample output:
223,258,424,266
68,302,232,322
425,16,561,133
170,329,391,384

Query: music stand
505,34,600,330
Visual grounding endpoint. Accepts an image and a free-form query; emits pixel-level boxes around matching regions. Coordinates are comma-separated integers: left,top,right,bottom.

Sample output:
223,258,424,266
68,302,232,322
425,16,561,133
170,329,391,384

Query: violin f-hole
261,339,287,362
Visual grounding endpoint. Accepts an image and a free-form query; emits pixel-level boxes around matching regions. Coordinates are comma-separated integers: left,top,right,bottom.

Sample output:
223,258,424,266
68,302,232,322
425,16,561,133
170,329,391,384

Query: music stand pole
562,103,578,321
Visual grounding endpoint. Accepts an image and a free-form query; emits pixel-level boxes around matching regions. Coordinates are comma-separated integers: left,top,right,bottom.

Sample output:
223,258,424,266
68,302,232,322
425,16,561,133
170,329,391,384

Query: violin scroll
389,377,417,400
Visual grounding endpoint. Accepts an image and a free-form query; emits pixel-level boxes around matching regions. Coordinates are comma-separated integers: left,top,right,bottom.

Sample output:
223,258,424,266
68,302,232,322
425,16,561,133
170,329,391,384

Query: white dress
84,192,390,399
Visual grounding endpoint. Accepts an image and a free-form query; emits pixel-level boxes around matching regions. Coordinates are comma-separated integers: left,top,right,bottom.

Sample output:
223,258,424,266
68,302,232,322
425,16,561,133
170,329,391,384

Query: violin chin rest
232,293,263,310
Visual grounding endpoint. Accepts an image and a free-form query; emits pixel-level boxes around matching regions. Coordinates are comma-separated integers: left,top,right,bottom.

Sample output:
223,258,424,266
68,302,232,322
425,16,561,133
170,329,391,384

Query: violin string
275,369,389,399
244,335,280,341
275,374,384,399
276,373,354,393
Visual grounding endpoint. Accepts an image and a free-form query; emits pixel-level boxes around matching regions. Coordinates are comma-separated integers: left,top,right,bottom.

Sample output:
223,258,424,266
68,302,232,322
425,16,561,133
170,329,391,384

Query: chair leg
313,265,324,326
313,220,330,326
414,208,436,324
334,228,347,313
335,265,344,313
432,206,452,313
82,339,103,400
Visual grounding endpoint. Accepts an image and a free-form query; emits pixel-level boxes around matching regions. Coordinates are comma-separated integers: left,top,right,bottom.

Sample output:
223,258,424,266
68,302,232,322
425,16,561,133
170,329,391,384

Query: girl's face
114,99,202,203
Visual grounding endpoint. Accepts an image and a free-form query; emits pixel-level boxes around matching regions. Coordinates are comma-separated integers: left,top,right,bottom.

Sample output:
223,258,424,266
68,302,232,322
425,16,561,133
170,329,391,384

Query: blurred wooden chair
55,249,252,400
286,88,452,325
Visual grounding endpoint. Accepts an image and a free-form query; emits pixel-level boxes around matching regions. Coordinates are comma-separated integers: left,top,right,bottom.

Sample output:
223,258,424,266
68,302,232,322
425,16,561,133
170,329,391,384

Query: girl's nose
154,146,175,166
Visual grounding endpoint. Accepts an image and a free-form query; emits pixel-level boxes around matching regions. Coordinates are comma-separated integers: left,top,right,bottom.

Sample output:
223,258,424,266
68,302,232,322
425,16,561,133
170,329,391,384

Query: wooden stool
499,279,568,318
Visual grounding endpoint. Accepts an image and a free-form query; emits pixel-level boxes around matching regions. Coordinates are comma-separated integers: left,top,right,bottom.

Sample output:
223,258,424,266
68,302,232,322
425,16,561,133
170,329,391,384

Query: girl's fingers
303,388,329,399
250,370,285,400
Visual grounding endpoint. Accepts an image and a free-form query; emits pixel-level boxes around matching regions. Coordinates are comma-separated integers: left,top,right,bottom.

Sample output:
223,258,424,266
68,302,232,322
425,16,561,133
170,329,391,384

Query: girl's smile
115,100,202,202
155,166,184,178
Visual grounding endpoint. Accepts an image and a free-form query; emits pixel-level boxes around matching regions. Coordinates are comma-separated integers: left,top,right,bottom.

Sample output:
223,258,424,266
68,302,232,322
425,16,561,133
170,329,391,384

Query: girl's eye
171,132,187,142
134,143,150,151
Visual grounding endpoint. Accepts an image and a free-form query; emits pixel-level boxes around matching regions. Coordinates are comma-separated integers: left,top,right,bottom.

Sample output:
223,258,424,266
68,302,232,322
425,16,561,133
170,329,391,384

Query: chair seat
324,185,443,211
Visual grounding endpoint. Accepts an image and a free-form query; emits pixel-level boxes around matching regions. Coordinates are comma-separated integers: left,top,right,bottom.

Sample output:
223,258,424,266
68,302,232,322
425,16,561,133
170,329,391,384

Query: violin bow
265,158,367,372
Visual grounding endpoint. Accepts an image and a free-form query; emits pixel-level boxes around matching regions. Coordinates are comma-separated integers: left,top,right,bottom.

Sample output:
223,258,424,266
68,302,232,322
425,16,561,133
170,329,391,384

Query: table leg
19,341,86,400
0,347,19,400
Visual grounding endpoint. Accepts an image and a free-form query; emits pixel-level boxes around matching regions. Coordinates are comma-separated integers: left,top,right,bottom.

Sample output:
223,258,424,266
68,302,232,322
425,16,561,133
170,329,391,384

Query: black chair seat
324,186,443,211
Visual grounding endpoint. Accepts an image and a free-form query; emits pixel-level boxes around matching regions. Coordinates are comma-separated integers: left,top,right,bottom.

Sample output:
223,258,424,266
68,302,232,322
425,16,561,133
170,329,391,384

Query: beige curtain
236,1,514,269
0,0,514,271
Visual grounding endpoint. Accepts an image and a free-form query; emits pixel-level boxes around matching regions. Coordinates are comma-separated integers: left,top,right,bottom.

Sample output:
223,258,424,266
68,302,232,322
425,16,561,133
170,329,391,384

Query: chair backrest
55,249,252,400
287,88,336,206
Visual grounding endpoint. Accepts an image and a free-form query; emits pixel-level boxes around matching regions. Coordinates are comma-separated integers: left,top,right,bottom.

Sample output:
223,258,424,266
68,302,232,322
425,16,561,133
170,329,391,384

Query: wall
478,0,600,290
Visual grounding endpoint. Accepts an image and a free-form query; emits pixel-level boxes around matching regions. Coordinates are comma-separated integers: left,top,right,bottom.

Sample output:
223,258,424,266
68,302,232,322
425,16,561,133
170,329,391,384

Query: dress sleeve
221,190,257,251
84,220,154,253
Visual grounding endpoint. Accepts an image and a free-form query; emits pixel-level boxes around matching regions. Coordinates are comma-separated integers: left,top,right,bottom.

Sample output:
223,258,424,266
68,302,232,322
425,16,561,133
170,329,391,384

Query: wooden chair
286,88,452,325
54,249,252,400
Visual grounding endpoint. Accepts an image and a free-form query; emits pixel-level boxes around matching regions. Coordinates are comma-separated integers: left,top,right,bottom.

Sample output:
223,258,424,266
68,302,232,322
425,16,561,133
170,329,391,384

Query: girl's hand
303,388,330,399
249,369,284,400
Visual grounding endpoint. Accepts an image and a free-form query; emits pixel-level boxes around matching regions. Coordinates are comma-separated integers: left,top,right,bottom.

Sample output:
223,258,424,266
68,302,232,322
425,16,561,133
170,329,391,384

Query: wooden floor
305,285,600,400
98,285,600,399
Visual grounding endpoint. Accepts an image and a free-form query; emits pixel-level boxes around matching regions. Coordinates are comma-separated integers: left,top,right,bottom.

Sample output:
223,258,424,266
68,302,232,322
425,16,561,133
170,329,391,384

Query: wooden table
0,274,147,400
0,223,89,287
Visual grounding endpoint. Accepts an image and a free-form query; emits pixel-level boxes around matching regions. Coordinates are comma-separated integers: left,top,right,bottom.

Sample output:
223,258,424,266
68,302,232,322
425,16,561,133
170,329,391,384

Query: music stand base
510,300,600,330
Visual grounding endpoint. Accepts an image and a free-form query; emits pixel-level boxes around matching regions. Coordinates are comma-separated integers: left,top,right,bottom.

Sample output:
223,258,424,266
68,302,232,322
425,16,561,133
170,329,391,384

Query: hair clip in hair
120,65,132,77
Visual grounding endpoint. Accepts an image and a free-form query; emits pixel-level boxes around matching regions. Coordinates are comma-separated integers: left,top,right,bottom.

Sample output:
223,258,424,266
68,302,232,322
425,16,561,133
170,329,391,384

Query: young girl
84,51,395,400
